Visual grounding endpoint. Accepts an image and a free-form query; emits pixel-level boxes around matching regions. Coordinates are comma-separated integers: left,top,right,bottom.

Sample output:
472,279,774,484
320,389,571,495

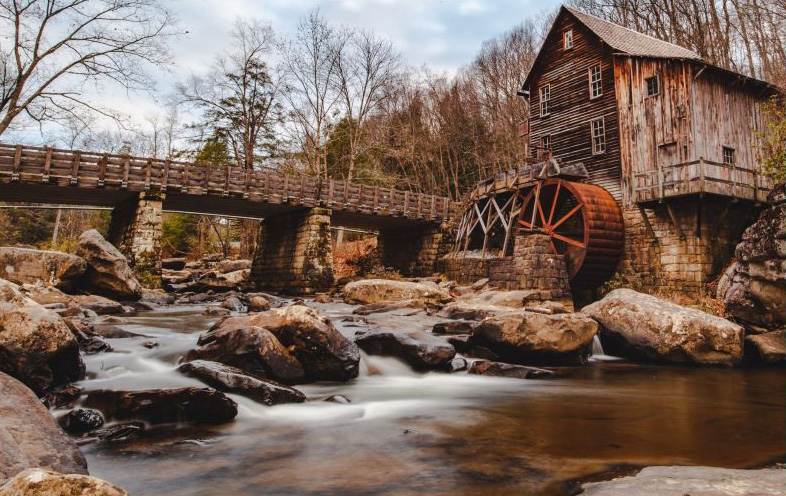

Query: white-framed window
589,64,602,99
723,146,735,165
646,75,659,97
540,84,551,117
590,117,606,154
541,134,552,153
563,29,573,50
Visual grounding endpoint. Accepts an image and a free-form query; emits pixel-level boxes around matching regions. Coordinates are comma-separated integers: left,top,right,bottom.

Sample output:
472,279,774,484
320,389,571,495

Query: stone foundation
250,208,333,294
107,192,163,288
378,224,452,277
441,234,572,304
619,198,757,295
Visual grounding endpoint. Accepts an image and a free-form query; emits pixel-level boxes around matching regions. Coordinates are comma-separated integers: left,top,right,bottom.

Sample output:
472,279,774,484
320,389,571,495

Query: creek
75,301,786,496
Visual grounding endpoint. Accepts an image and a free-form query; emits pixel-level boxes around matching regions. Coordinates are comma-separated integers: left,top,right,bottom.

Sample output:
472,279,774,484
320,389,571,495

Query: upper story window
590,117,606,155
723,146,735,165
540,85,551,117
589,64,602,99
646,75,660,97
541,135,552,153
563,29,573,50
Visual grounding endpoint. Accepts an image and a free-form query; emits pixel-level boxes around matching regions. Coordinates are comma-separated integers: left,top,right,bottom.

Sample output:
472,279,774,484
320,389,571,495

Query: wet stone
59,408,105,434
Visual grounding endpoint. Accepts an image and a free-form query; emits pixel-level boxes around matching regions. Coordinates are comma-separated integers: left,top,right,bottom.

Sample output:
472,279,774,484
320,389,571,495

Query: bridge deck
1,144,460,229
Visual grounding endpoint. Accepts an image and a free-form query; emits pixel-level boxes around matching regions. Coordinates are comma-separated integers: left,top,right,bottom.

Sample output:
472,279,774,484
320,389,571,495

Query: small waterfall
591,335,605,357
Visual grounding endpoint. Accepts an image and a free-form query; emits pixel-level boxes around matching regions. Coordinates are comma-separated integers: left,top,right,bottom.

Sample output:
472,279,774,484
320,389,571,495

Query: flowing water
75,302,786,496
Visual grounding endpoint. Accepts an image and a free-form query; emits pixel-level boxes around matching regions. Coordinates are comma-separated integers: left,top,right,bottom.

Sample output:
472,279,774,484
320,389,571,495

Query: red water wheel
517,179,624,289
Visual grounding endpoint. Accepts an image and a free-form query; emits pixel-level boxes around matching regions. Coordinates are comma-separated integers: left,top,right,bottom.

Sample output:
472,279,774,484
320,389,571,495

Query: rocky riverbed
1,228,785,495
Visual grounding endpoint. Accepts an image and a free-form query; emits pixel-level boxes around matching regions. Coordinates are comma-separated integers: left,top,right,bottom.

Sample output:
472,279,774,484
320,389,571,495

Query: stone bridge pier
377,224,452,277
250,208,333,294
107,192,164,288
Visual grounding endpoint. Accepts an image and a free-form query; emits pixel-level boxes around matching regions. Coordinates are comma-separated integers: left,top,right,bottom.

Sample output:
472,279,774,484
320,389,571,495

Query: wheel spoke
519,219,533,228
551,202,584,231
552,232,586,249
547,181,561,226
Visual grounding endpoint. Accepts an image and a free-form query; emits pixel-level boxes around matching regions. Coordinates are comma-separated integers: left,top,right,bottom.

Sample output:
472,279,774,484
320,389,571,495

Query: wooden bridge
0,143,460,230
1,143,461,293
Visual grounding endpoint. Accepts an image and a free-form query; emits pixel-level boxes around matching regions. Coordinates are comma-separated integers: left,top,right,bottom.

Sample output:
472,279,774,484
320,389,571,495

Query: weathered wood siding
527,13,622,201
615,57,772,204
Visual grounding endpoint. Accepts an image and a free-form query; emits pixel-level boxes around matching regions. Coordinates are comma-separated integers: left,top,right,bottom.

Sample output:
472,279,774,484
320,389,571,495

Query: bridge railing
0,143,461,221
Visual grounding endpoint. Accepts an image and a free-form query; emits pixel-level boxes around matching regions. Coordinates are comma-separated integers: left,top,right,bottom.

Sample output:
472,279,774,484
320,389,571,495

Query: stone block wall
378,224,452,277
107,192,163,288
619,198,756,295
251,208,333,294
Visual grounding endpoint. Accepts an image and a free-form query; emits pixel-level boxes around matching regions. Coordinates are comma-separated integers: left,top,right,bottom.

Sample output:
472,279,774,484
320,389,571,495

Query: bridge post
250,208,333,294
377,223,453,277
107,192,163,289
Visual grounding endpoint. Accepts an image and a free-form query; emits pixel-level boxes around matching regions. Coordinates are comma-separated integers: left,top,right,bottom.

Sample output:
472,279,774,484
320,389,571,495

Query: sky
6,0,562,145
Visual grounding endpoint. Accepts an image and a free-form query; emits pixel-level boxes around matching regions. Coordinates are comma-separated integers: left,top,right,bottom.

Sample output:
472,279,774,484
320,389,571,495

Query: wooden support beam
121,156,130,189
11,145,22,181
69,151,81,185
42,147,52,184
144,158,152,190
98,154,108,187
710,199,733,240
665,202,685,240
162,159,171,192
637,205,659,246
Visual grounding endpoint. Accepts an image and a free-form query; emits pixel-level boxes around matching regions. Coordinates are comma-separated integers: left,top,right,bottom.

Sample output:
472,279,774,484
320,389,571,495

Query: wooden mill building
447,5,779,297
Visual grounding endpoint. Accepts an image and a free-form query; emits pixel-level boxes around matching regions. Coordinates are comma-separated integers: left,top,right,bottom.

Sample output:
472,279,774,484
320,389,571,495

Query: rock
58,408,105,434
201,253,223,263
0,373,88,484
449,357,469,372
247,295,270,312
718,195,785,333
187,325,305,384
324,394,351,403
746,330,786,364
178,360,306,405
343,279,450,305
41,384,82,409
461,289,537,308
353,299,428,316
472,311,598,365
355,330,456,371
83,387,238,424
161,269,193,285
76,229,142,300
0,247,86,290
439,301,523,321
20,285,72,306
89,422,145,443
447,335,472,353
62,318,112,354
471,278,489,291
161,257,187,270
140,288,175,305
220,297,246,312
216,259,251,273
196,269,250,292
582,289,744,365
203,307,231,316
0,469,129,496
0,279,85,395
432,320,476,335
580,466,786,496
210,306,361,383
468,361,555,379
70,294,125,315
141,341,159,349
313,293,332,304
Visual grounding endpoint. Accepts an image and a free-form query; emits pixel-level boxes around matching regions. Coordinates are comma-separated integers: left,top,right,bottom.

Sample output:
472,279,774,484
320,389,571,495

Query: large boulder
355,331,456,370
343,279,450,305
580,466,786,496
161,257,187,270
83,387,238,424
0,469,127,496
0,279,84,395
20,285,72,306
76,230,142,300
195,269,250,292
187,325,306,384
745,330,786,364
216,259,252,273
582,289,744,365
178,360,306,405
0,247,86,290
69,295,125,315
472,311,598,365
0,373,88,485
717,189,785,333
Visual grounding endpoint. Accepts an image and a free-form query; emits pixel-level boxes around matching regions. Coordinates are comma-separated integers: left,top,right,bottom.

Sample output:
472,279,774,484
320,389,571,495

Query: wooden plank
327,179,335,206
162,159,171,192
42,147,53,183
201,163,209,194
244,169,251,199
11,145,22,181
373,186,379,212
182,161,190,193
404,191,410,216
97,154,108,187
224,166,231,197
121,156,130,189
69,151,81,185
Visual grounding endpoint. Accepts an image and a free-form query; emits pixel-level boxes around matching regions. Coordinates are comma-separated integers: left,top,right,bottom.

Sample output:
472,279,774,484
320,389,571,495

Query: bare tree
0,0,179,136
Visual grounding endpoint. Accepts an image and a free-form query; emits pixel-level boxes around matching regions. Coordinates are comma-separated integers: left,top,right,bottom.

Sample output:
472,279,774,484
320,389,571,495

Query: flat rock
468,361,555,379
161,257,187,270
83,387,238,424
0,247,86,290
355,330,455,371
178,360,306,405
581,466,786,496
0,373,88,485
0,468,128,496
344,279,450,305
0,279,84,395
432,320,476,335
582,289,744,365
353,299,428,315
746,329,786,364
20,285,72,306
216,259,251,273
76,229,142,300
70,294,125,315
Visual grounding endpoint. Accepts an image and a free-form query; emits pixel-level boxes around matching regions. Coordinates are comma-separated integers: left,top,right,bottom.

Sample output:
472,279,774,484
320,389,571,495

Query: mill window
589,64,602,99
541,135,552,153
723,146,735,165
646,75,659,97
590,117,605,154
563,29,573,50
540,84,551,117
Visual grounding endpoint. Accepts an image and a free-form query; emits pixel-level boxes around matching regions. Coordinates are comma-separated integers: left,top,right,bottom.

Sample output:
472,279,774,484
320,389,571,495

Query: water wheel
517,178,624,288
